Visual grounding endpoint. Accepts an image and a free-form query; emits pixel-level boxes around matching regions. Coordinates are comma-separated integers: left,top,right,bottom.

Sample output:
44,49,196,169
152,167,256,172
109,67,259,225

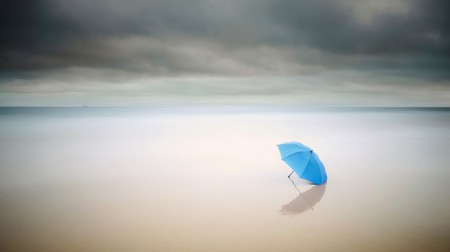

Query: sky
0,0,449,106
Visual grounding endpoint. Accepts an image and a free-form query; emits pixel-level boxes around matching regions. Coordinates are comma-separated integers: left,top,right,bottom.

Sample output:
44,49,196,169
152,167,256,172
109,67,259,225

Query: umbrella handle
288,170,294,178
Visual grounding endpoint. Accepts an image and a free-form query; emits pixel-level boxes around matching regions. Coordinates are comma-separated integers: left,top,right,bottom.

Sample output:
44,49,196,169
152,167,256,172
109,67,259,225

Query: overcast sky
1,0,449,106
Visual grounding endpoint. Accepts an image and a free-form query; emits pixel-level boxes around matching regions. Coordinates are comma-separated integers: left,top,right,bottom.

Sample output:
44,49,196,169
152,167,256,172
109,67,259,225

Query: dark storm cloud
269,0,450,55
0,0,220,71
0,0,449,76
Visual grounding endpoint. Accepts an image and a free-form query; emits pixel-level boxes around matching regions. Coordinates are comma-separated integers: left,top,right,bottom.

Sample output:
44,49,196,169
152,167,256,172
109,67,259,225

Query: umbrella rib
310,153,326,183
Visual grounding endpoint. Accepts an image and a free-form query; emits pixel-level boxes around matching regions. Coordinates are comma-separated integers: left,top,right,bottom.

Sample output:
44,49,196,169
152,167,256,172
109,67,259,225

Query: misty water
1,106,449,251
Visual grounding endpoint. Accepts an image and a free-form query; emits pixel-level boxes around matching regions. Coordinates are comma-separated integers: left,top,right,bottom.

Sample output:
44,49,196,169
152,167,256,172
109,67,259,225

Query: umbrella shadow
279,183,327,215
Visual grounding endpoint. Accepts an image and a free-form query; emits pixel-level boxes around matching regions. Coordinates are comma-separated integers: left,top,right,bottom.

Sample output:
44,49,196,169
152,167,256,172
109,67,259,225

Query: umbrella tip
310,150,313,153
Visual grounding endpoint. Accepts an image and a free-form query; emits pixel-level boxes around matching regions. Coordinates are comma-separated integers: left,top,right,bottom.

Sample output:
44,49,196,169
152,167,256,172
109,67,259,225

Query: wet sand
1,107,449,251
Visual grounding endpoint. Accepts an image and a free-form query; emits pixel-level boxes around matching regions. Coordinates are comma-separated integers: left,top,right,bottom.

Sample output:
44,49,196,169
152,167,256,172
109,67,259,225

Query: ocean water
0,106,449,251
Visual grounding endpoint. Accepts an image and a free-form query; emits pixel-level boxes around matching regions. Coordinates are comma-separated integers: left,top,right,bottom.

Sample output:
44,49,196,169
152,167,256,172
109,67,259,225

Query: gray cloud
1,0,449,74
0,0,449,106
1,72,449,106
268,0,450,55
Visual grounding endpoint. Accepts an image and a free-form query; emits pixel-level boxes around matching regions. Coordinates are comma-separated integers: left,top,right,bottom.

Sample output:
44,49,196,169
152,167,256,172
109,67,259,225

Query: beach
1,106,449,251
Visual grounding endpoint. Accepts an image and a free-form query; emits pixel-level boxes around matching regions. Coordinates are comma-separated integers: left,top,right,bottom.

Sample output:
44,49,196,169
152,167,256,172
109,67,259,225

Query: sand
1,107,449,251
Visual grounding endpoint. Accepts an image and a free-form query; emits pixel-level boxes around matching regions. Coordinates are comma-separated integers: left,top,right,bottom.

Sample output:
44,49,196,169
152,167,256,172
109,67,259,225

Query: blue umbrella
277,142,327,185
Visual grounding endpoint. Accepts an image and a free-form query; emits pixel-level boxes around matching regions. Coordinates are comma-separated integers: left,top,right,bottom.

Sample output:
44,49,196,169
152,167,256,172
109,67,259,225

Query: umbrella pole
288,170,294,178
288,176,301,193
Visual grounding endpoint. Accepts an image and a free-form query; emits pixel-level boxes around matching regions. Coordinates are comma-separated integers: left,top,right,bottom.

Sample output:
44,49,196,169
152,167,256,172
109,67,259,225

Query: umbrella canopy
279,184,327,215
277,142,327,185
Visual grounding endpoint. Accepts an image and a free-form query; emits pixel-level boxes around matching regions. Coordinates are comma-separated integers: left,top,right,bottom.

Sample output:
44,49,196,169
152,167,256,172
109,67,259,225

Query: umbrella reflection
279,184,327,215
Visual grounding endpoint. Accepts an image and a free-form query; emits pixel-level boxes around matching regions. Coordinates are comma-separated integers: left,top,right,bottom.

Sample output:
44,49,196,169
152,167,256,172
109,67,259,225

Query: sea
1,106,449,251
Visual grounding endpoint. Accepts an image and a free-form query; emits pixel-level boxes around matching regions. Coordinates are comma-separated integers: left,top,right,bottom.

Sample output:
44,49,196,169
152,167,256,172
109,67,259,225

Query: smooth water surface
1,107,449,251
